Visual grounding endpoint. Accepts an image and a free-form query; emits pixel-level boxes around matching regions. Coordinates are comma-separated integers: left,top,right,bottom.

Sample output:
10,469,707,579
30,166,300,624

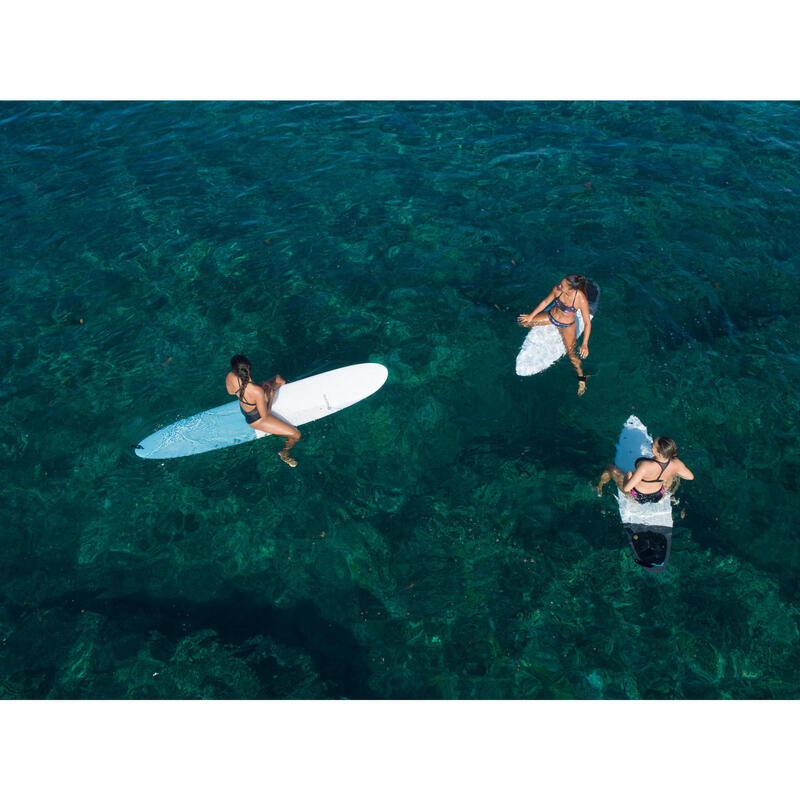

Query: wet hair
564,274,588,295
230,354,252,401
654,437,677,459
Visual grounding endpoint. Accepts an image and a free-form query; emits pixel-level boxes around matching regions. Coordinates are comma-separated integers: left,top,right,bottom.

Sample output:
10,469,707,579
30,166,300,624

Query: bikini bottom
630,487,665,504
241,406,261,424
548,309,575,328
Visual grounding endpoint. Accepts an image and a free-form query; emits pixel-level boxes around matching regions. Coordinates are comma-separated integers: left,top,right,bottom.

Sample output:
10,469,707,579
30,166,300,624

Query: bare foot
577,376,587,396
278,451,298,468
590,481,603,497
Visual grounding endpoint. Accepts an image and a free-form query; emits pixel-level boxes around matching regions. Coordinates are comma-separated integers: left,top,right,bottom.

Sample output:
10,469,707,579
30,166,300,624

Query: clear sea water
1,101,799,699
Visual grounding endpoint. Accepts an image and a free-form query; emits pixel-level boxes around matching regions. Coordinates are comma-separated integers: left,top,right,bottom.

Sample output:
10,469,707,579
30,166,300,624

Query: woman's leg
594,464,626,495
666,475,681,503
250,414,302,467
558,324,585,394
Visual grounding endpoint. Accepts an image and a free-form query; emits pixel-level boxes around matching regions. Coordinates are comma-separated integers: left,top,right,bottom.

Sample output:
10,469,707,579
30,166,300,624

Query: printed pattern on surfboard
135,363,388,459
614,415,673,529
515,281,600,376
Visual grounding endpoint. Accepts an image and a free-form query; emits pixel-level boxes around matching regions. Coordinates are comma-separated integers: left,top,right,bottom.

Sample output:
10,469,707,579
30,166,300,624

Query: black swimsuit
236,383,262,424
630,457,671,504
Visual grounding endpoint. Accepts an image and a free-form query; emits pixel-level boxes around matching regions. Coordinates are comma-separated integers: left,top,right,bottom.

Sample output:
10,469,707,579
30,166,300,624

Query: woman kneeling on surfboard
225,354,301,467
517,274,592,395
594,437,694,502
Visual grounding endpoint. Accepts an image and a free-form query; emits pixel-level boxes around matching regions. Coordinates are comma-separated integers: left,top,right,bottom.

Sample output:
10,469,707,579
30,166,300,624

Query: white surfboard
135,363,388,459
614,415,673,528
615,415,673,572
515,281,600,376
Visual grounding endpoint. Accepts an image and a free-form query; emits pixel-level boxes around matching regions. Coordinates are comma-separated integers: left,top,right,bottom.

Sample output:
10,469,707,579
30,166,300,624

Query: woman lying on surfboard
225,354,301,467
594,436,694,503
517,274,592,395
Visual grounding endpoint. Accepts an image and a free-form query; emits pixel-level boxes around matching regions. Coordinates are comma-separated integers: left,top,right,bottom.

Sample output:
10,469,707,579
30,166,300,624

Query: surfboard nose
363,362,389,390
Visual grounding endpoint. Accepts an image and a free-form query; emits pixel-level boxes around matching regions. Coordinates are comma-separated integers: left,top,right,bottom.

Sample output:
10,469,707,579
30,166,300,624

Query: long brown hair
655,437,677,459
230,354,252,401
565,274,588,295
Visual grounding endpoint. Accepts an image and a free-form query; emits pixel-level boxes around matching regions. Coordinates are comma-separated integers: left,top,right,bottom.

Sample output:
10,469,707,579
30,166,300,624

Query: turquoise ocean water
1,101,799,699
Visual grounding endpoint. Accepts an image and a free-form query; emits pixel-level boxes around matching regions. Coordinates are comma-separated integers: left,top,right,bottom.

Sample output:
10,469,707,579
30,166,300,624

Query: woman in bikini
225,354,301,467
517,274,592,395
594,436,694,502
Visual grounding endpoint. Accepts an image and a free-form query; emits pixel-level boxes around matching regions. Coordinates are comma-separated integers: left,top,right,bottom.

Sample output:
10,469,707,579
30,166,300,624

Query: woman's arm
622,464,648,493
677,461,695,480
518,287,557,325
260,375,286,413
251,385,269,420
530,287,557,316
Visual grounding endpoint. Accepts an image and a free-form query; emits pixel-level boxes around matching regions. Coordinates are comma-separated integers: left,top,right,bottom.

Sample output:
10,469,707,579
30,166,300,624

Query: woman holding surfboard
225,354,301,467
517,274,593,395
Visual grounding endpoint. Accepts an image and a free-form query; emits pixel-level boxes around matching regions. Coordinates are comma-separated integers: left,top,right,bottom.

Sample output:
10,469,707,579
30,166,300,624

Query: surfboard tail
624,524,672,573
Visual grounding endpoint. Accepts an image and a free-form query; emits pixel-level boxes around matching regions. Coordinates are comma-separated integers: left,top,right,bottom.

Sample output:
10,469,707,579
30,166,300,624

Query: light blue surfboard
135,363,388,459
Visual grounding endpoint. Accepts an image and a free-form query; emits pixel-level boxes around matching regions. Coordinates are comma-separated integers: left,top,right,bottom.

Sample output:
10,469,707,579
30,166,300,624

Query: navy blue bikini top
553,289,578,314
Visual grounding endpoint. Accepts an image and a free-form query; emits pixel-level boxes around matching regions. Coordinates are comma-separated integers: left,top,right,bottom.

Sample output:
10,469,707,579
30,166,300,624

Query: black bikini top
233,377,257,408
635,457,671,483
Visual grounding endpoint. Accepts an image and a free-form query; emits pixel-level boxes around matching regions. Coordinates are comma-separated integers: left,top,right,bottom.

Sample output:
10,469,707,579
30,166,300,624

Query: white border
1,701,796,798
1,1,798,99
1,3,797,796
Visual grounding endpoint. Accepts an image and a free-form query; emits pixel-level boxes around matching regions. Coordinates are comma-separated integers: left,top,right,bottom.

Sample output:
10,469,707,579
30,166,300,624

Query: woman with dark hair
594,436,694,502
225,354,301,467
517,274,593,395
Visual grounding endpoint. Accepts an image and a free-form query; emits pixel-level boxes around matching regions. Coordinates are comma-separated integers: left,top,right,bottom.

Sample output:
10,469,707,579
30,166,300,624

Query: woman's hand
579,344,589,359
517,313,534,328
264,375,286,389
261,376,286,413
